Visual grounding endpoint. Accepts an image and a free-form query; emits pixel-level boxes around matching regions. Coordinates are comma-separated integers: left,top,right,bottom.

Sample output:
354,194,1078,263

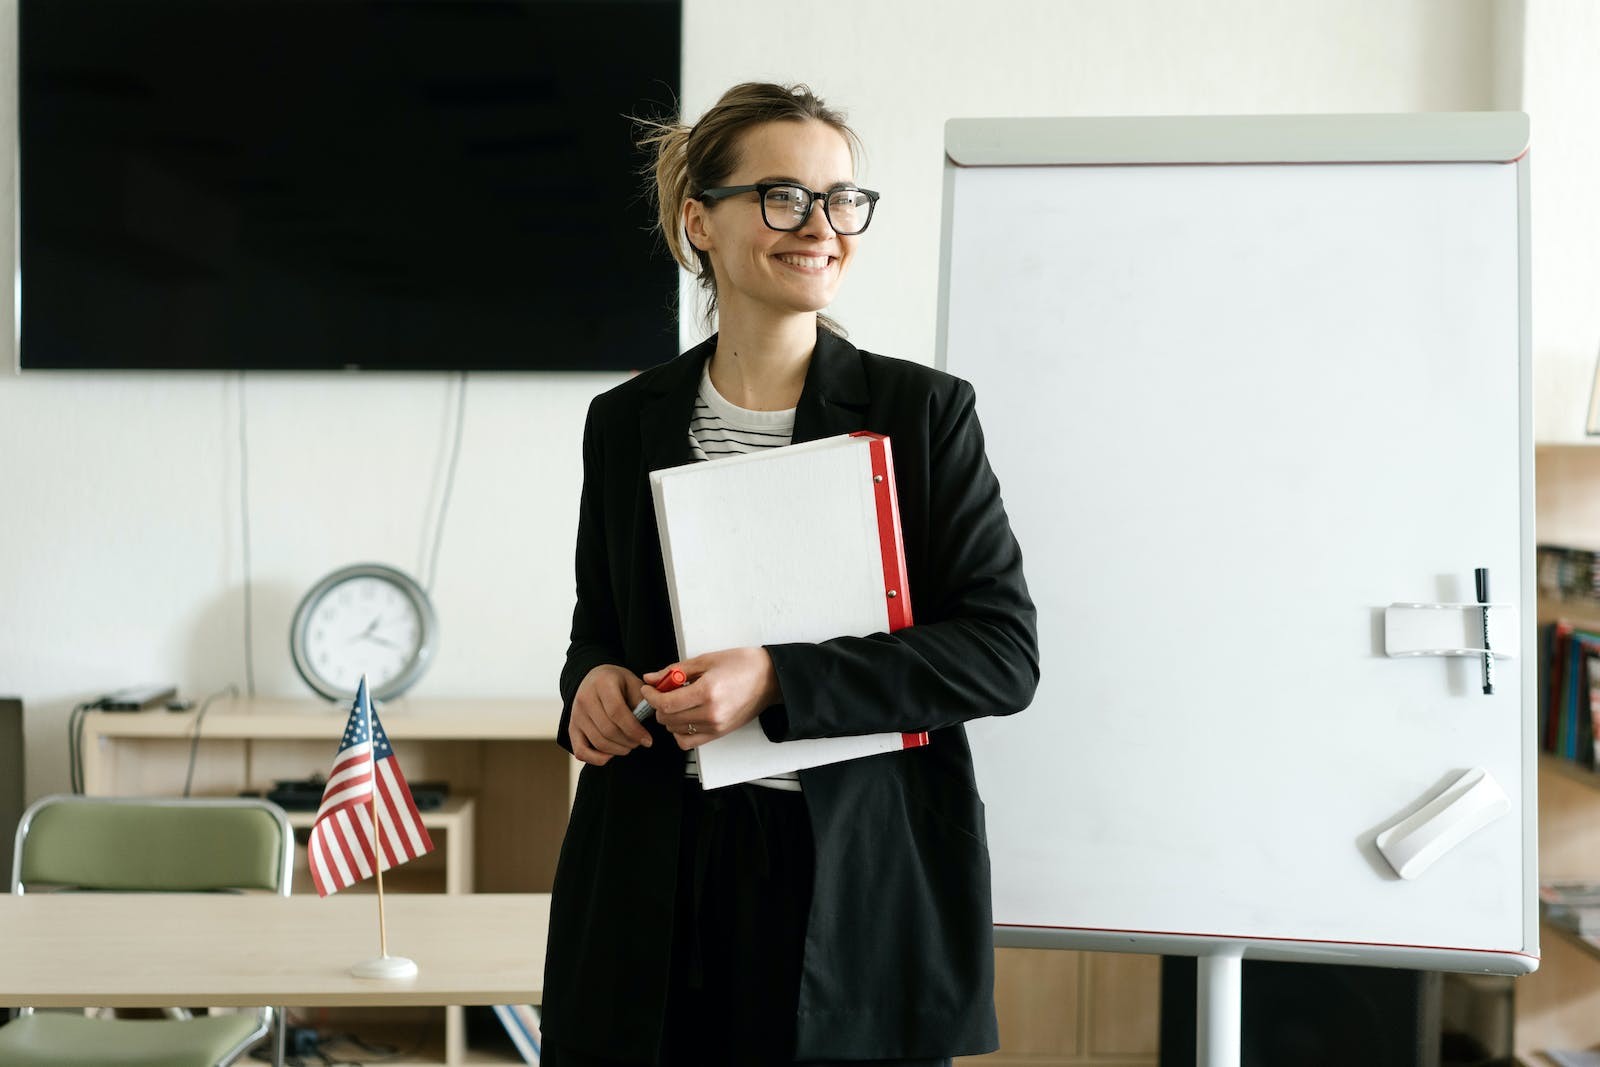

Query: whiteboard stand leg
1196,948,1243,1067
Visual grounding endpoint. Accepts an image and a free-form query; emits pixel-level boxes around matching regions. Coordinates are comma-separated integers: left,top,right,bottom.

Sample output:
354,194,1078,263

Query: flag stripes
306,679,435,897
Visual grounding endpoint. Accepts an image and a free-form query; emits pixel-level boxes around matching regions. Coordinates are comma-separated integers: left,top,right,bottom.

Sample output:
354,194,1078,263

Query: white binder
649,431,927,789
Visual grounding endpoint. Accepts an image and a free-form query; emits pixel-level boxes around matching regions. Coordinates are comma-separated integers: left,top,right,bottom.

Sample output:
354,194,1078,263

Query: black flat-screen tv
18,0,681,371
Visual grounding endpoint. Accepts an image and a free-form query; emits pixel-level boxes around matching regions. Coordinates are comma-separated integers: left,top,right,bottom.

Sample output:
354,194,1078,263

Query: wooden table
0,893,549,1008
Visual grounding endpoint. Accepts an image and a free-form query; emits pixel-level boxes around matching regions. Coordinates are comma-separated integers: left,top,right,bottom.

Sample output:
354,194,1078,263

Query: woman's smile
774,252,836,273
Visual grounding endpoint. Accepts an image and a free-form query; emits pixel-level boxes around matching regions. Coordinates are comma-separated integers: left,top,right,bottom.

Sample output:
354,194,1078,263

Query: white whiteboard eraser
1375,768,1510,880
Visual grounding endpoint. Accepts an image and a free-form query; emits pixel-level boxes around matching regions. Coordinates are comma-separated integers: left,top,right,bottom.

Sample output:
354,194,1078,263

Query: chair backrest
13,795,293,895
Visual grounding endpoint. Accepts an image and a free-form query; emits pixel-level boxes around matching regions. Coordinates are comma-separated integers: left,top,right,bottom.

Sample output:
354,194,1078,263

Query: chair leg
273,1007,287,1067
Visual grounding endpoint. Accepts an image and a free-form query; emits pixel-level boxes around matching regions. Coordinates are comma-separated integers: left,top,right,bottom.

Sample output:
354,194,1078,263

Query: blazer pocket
908,782,988,847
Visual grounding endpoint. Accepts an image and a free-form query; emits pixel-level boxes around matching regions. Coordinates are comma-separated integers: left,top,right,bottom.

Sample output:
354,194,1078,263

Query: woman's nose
797,195,837,238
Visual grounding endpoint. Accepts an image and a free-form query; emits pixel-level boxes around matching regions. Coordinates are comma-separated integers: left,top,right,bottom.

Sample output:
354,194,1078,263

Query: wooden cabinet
80,696,571,1067
956,949,1161,1067
80,697,575,893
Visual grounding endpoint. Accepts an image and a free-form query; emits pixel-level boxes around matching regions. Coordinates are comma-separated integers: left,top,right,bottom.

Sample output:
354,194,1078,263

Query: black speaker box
0,699,20,864
1159,957,1442,1067
1,697,20,1024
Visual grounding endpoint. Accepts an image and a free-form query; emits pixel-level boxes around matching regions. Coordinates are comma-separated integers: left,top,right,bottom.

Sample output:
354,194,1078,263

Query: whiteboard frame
936,113,1538,975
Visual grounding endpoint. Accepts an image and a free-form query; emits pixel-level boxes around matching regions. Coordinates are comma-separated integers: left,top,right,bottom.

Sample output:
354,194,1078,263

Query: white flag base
350,955,418,980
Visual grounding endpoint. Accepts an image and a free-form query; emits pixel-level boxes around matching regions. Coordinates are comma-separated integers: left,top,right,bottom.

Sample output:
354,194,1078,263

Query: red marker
632,667,687,722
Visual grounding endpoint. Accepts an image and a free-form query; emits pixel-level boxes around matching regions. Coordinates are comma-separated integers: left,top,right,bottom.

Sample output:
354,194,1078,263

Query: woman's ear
683,197,712,253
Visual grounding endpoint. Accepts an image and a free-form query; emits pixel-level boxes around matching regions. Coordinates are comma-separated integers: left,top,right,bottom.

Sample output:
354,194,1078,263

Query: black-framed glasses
697,182,881,235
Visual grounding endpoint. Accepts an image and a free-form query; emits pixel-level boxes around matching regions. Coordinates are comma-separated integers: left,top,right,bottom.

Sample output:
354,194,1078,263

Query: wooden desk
0,893,549,1008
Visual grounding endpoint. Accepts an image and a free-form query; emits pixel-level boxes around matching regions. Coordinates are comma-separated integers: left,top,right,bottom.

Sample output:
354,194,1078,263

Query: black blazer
542,327,1039,1062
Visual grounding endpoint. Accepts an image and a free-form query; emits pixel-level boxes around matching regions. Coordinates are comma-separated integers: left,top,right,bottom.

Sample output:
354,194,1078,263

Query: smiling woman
638,83,868,342
538,83,1039,1067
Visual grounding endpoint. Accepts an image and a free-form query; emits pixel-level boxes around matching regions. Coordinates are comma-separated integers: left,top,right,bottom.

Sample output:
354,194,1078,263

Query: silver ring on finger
686,723,697,735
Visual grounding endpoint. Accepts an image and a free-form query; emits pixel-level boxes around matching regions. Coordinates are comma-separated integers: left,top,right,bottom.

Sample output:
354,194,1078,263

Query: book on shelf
1538,543,1600,604
649,432,928,790
1540,881,1600,936
492,1004,541,1064
1538,620,1600,767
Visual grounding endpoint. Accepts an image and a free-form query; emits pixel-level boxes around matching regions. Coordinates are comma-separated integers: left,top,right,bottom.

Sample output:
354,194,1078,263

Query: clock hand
345,617,386,645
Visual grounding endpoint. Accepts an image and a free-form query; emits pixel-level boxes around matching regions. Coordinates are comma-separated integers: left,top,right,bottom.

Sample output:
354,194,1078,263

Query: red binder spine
851,431,928,751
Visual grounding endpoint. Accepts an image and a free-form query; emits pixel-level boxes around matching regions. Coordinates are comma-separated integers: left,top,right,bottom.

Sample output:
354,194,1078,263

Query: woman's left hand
644,647,783,749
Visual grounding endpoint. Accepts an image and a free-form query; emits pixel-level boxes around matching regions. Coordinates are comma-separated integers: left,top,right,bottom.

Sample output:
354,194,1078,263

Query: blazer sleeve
556,397,628,755
760,379,1039,740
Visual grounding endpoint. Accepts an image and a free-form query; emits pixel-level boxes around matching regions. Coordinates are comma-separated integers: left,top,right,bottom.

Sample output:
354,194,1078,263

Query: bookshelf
1521,722,1600,1055
1519,445,1600,1062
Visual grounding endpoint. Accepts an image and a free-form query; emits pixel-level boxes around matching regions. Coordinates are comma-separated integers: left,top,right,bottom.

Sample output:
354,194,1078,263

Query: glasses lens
825,189,873,235
762,185,811,231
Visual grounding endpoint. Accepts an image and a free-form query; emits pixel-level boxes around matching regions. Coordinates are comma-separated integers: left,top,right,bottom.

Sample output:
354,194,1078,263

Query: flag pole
368,694,387,959
349,676,416,980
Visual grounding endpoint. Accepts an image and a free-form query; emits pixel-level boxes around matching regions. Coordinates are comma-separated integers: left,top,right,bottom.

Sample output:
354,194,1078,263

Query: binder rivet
887,590,898,598
873,475,884,483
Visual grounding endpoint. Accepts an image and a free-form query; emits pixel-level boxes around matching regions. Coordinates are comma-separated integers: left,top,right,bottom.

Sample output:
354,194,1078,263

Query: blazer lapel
637,336,712,472
792,327,871,444
642,326,871,456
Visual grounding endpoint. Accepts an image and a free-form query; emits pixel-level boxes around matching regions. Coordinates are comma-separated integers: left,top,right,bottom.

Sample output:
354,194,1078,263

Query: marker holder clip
1383,602,1518,660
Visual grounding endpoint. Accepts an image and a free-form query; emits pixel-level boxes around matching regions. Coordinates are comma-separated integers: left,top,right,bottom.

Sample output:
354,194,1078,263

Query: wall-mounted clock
289,563,437,702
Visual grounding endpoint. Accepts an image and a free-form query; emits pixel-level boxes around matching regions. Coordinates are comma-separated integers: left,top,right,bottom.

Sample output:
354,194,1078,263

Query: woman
540,82,1038,1067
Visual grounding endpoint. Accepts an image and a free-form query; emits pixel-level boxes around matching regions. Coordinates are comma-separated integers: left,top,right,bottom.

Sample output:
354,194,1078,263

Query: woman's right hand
570,664,653,766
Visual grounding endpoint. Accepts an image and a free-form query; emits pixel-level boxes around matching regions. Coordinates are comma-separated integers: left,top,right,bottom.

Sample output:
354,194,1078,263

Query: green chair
0,795,293,1067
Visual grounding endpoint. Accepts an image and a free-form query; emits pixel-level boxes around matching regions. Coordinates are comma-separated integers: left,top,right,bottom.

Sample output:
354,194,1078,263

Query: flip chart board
938,113,1537,973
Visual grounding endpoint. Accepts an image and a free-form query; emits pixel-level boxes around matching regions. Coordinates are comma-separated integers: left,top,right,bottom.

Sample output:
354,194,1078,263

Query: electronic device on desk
258,776,448,812
97,685,178,712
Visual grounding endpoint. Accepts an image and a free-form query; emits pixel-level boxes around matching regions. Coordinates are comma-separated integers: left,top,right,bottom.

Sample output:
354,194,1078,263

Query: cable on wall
423,371,468,595
66,700,96,794
182,684,240,798
238,372,256,698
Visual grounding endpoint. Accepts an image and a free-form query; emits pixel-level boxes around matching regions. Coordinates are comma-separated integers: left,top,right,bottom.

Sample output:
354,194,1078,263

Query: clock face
291,565,436,701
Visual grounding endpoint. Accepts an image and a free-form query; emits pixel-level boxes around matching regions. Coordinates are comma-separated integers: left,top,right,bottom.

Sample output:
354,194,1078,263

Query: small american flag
306,676,435,897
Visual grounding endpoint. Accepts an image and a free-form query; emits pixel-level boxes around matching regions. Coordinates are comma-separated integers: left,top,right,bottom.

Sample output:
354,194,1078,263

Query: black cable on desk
66,700,99,795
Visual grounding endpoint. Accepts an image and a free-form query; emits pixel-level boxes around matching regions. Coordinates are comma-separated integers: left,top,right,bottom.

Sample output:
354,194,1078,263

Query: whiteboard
937,114,1537,974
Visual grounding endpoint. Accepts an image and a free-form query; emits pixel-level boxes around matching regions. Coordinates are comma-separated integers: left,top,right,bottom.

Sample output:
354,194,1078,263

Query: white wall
0,0,1509,799
1522,0,1600,442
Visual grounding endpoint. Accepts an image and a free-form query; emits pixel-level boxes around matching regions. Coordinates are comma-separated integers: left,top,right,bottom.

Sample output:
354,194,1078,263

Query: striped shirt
684,360,801,792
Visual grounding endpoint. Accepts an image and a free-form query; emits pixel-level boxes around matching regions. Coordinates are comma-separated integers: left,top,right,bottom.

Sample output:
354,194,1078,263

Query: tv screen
18,0,682,372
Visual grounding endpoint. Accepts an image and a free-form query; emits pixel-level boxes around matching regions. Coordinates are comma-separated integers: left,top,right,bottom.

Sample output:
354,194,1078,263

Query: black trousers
540,781,952,1067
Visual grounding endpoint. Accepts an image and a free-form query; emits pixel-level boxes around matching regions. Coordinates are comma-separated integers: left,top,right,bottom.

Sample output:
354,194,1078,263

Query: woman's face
685,119,860,323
